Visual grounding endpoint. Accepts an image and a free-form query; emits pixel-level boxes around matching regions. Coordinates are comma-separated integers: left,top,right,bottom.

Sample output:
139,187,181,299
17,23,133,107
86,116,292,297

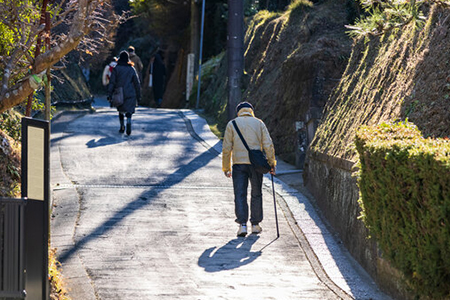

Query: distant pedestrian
128,46,143,83
222,102,276,237
102,56,118,87
148,51,166,108
107,51,141,136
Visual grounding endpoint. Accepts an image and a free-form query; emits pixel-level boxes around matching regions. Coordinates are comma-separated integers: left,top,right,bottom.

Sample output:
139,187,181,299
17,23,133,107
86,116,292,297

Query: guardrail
0,197,27,299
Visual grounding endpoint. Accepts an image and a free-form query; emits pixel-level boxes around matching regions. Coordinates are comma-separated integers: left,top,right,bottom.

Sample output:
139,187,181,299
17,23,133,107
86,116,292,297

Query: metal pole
227,0,244,120
195,0,206,109
44,12,51,121
271,174,280,238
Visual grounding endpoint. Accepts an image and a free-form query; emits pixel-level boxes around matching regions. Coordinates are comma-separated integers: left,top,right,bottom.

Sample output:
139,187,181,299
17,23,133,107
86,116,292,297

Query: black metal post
271,174,280,238
21,117,50,300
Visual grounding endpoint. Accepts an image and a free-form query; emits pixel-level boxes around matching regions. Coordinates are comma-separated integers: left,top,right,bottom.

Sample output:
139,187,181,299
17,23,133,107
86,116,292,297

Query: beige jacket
129,53,143,80
222,107,276,173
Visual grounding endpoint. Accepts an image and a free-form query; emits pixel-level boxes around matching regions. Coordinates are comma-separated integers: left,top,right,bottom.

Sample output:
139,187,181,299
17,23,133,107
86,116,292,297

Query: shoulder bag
232,120,271,174
111,86,124,107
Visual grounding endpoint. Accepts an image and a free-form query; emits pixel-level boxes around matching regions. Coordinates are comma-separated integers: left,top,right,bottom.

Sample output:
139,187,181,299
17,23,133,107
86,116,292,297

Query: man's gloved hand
224,171,232,178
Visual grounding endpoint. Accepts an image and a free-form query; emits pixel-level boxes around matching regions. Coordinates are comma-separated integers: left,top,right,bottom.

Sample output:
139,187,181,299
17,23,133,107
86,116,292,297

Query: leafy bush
0,109,22,141
355,121,450,298
0,129,21,197
288,0,313,11
347,0,427,37
287,0,313,19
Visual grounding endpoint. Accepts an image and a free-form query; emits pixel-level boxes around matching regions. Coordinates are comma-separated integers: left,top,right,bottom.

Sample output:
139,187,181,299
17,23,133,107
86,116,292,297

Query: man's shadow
198,235,262,272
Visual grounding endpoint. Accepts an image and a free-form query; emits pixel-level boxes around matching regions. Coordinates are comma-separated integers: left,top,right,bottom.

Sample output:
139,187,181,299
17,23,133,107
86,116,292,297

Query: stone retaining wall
304,151,411,300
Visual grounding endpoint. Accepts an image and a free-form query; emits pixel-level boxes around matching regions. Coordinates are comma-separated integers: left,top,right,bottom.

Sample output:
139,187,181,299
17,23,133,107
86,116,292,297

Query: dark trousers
232,164,263,225
119,112,132,125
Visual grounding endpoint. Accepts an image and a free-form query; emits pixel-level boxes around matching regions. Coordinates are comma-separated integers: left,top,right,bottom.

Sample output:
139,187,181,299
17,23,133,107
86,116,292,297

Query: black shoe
126,121,131,136
119,125,125,133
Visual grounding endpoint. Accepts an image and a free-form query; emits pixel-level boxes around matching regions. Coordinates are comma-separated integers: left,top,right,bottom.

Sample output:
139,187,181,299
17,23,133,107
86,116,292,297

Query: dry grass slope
310,5,450,162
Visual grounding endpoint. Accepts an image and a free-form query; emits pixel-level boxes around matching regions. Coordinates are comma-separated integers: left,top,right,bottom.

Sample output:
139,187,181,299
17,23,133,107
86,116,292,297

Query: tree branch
0,0,117,113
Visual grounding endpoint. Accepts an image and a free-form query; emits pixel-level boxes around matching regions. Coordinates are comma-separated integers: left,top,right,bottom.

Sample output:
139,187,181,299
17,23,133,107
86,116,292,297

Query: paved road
50,100,389,299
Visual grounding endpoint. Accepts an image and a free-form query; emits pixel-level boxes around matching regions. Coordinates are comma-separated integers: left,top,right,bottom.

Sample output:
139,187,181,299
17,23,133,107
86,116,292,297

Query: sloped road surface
50,102,389,300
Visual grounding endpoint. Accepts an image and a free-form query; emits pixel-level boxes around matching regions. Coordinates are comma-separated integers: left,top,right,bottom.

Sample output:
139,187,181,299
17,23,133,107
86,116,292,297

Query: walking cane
271,173,280,238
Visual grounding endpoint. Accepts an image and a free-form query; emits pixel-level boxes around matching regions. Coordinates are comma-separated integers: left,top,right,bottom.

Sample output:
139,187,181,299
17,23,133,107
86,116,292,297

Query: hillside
310,4,450,162
196,2,450,298
198,0,355,163
304,4,450,298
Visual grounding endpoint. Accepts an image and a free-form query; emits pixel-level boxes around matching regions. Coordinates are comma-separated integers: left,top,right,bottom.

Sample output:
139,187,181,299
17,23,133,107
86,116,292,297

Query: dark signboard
21,117,50,300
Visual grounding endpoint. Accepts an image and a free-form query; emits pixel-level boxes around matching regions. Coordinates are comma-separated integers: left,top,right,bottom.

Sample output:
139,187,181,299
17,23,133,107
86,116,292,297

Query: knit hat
118,51,130,63
236,102,254,113
128,46,135,53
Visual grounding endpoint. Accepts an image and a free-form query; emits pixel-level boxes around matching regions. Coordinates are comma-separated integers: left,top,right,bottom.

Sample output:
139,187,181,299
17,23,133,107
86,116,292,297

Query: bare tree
0,0,121,113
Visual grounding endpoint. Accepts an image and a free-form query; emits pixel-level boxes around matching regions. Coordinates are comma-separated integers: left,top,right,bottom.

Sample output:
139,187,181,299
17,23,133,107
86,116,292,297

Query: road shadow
258,237,279,252
86,136,122,148
198,235,261,272
57,110,221,264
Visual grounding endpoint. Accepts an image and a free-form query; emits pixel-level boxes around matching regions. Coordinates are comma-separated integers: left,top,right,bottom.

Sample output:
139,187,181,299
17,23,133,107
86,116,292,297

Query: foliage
0,108,22,142
130,0,190,46
190,51,228,136
355,121,450,298
0,91,56,142
257,0,293,11
0,129,21,197
0,1,40,89
204,1,228,60
130,0,229,61
347,0,429,37
287,0,313,19
49,248,71,300
0,0,121,113
288,0,313,11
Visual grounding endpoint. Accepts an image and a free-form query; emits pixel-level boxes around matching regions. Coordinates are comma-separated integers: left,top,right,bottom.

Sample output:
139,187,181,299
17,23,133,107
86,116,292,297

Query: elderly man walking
222,102,276,237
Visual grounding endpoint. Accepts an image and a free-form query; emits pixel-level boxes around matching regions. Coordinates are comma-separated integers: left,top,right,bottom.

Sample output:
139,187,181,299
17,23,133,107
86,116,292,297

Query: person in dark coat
108,51,141,135
149,51,166,108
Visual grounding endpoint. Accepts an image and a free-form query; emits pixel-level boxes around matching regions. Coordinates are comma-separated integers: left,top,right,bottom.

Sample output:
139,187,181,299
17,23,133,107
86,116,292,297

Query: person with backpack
102,57,118,87
222,102,276,237
107,51,141,136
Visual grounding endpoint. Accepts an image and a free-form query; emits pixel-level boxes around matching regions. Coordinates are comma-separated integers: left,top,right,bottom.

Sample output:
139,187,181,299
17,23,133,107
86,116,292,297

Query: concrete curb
50,111,97,300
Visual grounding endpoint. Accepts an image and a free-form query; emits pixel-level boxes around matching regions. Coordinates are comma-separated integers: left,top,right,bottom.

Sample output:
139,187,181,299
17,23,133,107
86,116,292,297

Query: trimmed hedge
355,121,450,298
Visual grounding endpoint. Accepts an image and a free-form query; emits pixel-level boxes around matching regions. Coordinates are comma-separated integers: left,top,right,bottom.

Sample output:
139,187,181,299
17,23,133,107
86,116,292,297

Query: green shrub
0,109,23,141
347,0,426,37
355,120,450,298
